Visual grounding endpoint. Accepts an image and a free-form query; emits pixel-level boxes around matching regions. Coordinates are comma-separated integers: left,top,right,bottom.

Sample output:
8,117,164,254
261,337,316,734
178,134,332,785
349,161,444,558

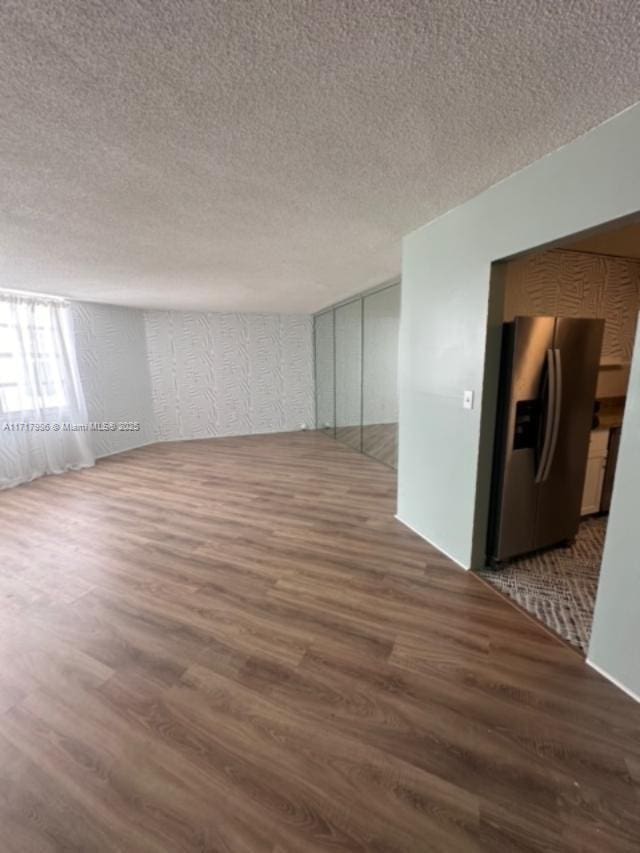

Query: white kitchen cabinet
581,429,609,516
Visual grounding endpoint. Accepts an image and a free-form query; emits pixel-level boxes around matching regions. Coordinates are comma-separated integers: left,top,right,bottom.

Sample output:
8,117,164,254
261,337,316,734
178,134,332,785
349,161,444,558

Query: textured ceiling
1,1,640,313
565,221,640,260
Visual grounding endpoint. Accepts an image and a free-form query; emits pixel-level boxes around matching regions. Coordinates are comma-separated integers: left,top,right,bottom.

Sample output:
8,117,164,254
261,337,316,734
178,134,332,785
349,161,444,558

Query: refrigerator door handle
541,347,563,482
535,348,556,483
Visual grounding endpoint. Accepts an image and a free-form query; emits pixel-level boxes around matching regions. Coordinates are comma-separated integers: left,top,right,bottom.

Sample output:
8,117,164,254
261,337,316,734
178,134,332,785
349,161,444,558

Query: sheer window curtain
0,292,94,489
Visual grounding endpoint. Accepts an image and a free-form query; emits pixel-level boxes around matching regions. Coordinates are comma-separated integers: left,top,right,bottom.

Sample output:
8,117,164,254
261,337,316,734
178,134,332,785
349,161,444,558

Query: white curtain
0,293,94,489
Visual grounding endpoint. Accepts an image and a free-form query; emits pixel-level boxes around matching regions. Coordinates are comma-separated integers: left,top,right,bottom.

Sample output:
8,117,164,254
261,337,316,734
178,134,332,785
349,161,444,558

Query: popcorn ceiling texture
2,1,640,312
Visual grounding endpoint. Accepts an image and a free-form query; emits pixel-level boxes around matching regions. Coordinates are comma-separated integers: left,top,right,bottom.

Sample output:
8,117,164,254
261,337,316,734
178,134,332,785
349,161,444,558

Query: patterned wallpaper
71,302,156,458
144,311,314,441
504,249,640,361
0,300,311,481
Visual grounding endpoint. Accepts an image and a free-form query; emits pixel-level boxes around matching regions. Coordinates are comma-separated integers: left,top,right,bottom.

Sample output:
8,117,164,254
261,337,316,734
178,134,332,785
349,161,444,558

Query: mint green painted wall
589,327,640,695
398,103,640,695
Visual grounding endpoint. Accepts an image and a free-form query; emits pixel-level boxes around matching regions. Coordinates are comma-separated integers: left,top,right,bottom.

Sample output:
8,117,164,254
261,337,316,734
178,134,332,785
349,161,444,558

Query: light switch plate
463,390,474,410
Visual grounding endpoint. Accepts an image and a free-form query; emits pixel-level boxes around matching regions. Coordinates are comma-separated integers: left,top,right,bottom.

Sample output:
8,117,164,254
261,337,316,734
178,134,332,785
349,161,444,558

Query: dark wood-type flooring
0,432,639,852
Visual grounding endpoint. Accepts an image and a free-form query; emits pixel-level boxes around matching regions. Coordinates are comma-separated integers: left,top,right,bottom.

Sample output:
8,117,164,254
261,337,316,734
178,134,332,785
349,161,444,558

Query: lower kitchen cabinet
581,428,609,516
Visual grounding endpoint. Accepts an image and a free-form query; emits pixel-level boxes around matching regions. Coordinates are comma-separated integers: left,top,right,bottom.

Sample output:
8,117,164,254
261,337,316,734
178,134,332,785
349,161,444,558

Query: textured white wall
144,311,314,441
71,302,155,458
504,249,640,361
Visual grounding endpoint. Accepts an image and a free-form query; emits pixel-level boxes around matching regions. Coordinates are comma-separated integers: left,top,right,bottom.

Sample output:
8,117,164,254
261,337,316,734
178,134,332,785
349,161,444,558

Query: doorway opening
478,216,640,655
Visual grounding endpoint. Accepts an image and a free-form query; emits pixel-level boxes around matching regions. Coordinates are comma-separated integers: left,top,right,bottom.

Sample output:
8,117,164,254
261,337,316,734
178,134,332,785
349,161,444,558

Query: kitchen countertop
595,413,624,430
594,396,625,431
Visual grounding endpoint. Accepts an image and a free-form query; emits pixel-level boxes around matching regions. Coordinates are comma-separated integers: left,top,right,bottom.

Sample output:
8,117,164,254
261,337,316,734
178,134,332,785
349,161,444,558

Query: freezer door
491,316,555,561
534,318,604,549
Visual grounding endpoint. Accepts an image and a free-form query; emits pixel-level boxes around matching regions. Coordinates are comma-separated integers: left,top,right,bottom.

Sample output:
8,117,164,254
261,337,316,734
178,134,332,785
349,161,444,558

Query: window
0,298,70,416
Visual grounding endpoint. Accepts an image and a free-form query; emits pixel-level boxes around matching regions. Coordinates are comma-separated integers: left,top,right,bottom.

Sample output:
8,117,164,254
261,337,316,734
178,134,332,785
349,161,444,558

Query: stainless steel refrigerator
488,316,604,566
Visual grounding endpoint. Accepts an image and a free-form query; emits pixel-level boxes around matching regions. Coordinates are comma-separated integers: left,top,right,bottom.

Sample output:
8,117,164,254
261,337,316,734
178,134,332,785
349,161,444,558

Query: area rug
478,516,607,654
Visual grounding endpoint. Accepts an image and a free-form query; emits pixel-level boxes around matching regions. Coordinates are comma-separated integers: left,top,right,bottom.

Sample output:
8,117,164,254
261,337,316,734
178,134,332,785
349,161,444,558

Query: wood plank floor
0,431,639,852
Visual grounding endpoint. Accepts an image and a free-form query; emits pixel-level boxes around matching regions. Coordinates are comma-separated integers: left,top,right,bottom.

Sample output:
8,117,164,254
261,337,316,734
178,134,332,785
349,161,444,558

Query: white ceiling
1,2,639,314
564,221,640,260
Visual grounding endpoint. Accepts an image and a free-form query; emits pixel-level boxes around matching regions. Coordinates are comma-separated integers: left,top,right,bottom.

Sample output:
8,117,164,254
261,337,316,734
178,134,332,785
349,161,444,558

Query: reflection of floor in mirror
332,423,398,468
363,423,398,468
478,516,606,654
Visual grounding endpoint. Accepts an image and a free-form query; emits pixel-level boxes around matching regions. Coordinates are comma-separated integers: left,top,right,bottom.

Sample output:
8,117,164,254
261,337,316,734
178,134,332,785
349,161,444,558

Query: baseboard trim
94,427,311,460
95,437,155,460
394,514,470,571
586,658,640,704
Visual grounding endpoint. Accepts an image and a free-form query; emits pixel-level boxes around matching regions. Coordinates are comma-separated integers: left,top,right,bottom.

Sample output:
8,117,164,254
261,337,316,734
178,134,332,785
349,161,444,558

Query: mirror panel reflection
314,310,335,435
335,300,362,451
314,282,399,467
362,285,400,468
